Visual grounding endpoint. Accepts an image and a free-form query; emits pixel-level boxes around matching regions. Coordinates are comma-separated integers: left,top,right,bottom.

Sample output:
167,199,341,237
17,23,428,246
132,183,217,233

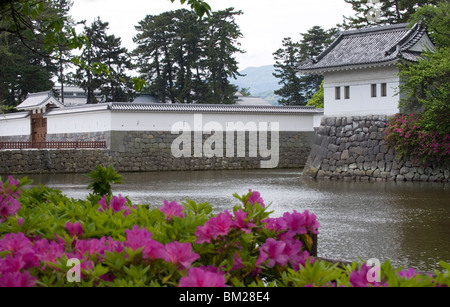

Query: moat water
24,169,450,272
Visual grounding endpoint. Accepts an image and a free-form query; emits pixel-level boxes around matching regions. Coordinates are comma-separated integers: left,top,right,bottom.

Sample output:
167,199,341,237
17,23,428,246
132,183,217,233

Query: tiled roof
297,23,434,73
16,91,64,111
109,103,321,115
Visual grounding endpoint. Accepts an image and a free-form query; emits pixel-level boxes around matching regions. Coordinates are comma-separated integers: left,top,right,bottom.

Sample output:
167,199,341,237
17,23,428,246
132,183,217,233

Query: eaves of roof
296,23,432,74
17,91,64,110
108,103,323,115
44,102,324,116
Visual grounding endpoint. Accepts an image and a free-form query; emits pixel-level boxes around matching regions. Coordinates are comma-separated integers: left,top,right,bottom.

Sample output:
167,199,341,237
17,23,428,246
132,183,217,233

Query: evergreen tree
273,26,336,105
341,0,438,29
0,1,66,109
47,0,77,104
73,18,134,103
203,8,244,104
299,26,337,100
273,38,304,105
0,34,56,107
133,8,243,104
133,11,180,103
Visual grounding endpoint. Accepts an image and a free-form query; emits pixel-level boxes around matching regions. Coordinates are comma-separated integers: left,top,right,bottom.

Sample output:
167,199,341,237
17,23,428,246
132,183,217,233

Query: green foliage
408,1,450,48
385,113,449,166
387,2,450,167
398,47,450,132
281,261,344,287
70,17,136,103
340,0,439,29
0,171,449,287
133,8,243,104
170,0,212,17
85,165,123,199
273,37,304,105
0,0,211,104
398,2,450,132
306,80,324,109
273,26,335,106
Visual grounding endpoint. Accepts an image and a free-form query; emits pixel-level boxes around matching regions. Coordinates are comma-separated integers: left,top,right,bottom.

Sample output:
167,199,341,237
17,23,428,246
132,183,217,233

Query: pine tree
48,0,76,105
299,26,337,100
273,26,336,105
273,38,305,105
133,8,244,104
341,0,439,29
73,18,134,103
0,1,65,109
203,8,244,104
133,11,181,103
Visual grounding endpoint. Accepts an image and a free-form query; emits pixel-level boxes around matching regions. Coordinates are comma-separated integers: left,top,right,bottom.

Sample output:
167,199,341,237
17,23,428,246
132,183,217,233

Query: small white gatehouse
297,23,435,116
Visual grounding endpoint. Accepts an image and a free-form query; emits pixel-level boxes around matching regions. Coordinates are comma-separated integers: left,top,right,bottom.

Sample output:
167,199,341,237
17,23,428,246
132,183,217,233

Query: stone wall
47,132,112,148
302,115,449,182
0,135,30,142
0,130,315,174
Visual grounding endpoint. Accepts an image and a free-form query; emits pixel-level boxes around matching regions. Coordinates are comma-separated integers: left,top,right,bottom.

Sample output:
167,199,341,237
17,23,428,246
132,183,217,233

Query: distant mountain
230,65,281,105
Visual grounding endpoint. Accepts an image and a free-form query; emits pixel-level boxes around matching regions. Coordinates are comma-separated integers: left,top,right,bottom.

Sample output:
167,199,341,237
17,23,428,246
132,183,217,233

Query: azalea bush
385,113,450,166
0,174,449,287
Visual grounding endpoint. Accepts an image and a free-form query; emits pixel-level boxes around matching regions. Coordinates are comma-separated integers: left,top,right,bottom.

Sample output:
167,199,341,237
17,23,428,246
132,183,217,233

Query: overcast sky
69,0,355,71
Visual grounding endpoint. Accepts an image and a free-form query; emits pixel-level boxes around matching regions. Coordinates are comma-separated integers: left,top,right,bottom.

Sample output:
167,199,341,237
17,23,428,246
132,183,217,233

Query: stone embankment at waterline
302,115,449,182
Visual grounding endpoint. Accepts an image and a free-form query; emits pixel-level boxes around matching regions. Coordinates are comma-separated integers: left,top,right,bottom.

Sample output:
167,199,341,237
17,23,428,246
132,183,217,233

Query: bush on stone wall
385,113,450,167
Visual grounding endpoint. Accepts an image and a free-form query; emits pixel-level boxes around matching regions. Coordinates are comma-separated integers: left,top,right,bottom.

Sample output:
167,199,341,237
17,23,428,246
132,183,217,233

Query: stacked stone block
0,131,314,174
302,115,449,182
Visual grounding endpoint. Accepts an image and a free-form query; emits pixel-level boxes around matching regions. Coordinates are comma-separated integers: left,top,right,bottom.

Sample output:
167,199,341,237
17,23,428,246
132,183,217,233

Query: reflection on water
24,169,450,272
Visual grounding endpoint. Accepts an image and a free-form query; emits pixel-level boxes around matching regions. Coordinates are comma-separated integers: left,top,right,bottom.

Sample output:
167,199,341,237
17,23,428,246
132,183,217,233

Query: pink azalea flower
281,210,320,238
164,241,199,270
195,224,212,244
208,211,233,239
98,194,136,217
303,210,320,234
282,211,308,238
104,236,124,254
247,190,265,207
65,221,84,237
124,225,153,251
349,264,384,287
232,209,256,234
259,238,289,268
398,268,416,279
179,267,227,287
283,240,312,270
124,226,166,260
109,194,128,213
0,255,26,274
33,239,65,266
263,217,287,233
0,271,36,287
160,200,184,221
0,232,33,256
98,195,109,211
74,237,111,259
195,211,233,243
142,240,167,261
0,194,21,219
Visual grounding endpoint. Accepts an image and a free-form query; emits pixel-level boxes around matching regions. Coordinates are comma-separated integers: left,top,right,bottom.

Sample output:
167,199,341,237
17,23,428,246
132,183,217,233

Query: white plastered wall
323,65,401,116
110,111,316,132
46,109,111,134
1,106,318,139
0,113,30,137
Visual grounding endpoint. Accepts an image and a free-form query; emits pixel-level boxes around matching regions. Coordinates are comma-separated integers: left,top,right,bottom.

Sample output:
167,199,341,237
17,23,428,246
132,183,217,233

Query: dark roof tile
297,23,433,73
